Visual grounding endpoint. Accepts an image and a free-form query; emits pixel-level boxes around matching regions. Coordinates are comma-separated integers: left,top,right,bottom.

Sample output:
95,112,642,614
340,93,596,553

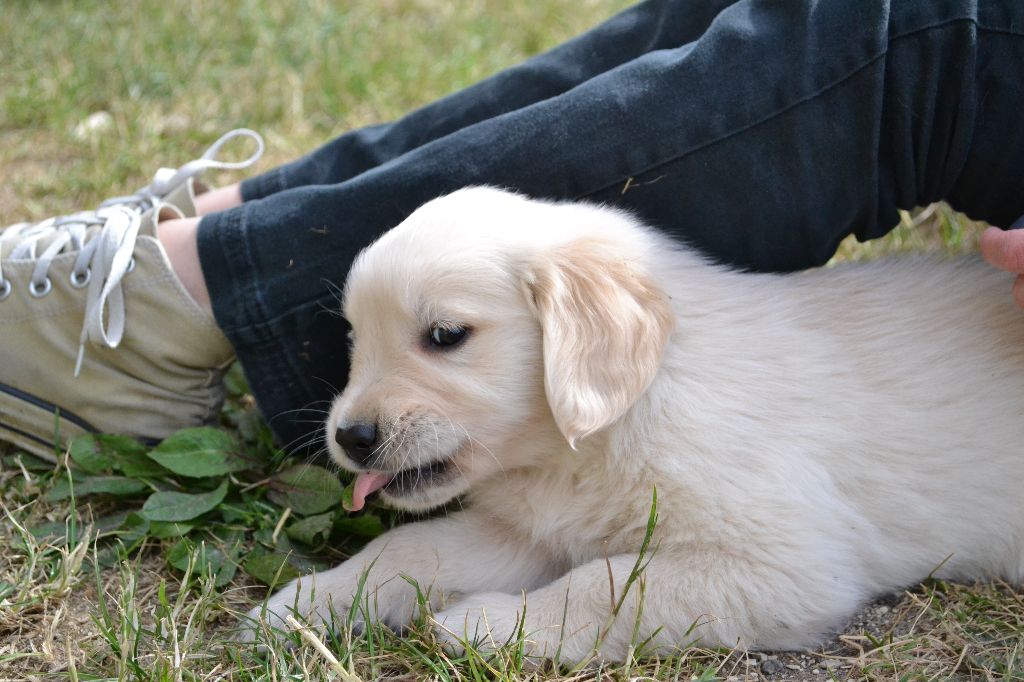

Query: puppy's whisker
431,422,441,461
367,431,399,470
396,429,414,475
274,403,332,418
309,374,344,395
446,416,504,476
470,436,505,476
278,428,327,455
448,457,471,492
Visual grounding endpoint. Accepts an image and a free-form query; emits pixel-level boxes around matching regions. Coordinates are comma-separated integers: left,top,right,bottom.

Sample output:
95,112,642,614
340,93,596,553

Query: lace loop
100,128,264,211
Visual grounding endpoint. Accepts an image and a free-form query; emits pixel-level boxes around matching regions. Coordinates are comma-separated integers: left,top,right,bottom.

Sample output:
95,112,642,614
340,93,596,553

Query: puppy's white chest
480,465,658,565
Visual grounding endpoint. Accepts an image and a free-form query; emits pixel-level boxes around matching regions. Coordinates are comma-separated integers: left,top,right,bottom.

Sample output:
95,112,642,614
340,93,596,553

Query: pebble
73,111,114,140
760,659,785,675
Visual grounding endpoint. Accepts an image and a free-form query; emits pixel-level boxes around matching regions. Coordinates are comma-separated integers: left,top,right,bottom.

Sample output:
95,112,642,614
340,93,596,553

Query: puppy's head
328,187,674,512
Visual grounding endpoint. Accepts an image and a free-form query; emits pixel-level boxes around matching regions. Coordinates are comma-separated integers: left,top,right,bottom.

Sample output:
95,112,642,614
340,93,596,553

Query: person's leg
196,0,1024,452
236,0,743,202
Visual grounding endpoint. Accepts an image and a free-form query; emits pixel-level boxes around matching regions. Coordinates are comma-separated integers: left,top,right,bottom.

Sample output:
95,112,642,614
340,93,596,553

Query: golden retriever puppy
249,187,1024,662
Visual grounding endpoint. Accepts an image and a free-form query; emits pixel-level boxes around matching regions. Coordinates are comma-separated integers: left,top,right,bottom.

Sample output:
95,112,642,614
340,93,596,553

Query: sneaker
0,129,263,461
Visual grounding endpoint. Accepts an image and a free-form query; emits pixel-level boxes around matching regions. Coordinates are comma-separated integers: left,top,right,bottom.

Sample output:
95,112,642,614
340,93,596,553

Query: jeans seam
975,25,1024,38
579,15,986,201
238,338,317,430
235,203,271,329
241,167,288,201
209,205,271,336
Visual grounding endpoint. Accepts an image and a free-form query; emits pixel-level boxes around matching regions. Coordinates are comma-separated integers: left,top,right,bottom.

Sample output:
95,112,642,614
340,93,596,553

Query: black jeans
197,0,1024,450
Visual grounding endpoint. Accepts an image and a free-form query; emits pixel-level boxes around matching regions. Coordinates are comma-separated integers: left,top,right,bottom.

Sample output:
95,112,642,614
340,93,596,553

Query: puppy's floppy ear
523,237,674,447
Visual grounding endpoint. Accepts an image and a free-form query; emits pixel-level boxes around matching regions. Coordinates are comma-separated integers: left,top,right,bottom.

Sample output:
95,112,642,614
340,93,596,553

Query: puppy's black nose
334,422,378,465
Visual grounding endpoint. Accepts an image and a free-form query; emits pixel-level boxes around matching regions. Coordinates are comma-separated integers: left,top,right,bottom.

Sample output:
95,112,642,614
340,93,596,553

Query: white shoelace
0,128,264,376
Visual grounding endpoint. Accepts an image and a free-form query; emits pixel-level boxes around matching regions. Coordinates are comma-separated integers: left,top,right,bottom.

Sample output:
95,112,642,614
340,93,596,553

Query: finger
1014,274,1024,310
980,227,1024,274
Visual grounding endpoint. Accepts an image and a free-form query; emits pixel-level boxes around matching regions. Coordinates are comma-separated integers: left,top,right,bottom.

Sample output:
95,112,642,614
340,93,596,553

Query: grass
0,1,1020,680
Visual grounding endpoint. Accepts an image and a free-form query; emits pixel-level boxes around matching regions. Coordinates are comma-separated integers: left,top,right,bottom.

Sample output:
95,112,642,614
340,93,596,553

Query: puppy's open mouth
345,458,453,511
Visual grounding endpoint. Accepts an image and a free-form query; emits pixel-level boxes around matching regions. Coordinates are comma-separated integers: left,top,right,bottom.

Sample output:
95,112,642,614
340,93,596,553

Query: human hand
980,226,1024,308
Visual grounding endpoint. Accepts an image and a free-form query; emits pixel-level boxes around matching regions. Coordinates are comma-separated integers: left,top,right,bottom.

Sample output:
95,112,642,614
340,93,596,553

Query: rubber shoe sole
0,380,97,460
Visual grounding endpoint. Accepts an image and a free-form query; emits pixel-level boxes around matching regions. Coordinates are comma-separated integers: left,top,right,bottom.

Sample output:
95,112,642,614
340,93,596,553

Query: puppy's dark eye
428,324,468,349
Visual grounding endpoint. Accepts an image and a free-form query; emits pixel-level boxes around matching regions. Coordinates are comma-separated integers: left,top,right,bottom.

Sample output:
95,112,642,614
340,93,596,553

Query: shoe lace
0,128,264,376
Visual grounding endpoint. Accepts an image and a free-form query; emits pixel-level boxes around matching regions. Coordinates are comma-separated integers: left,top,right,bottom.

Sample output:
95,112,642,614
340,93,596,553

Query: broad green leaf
147,428,249,478
2,453,55,472
166,537,237,586
267,465,343,515
333,514,386,538
214,556,239,587
31,511,130,543
69,435,115,473
68,434,164,477
243,547,302,587
149,521,194,539
112,513,150,552
142,479,228,522
254,528,294,551
286,512,335,545
118,453,169,478
44,475,148,502
251,530,329,574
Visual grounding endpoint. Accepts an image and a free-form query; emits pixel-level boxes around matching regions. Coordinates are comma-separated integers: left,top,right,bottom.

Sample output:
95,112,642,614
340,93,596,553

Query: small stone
812,669,821,674
760,659,785,675
744,658,759,666
786,664,802,670
73,111,114,140
877,605,890,614
824,660,841,669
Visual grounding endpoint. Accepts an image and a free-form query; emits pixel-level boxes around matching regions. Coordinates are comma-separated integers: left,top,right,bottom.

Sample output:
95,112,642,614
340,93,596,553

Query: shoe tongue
162,177,201,218
137,204,184,238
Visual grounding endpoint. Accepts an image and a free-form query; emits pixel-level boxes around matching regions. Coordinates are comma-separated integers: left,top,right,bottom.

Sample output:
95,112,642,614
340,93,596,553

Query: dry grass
0,1,1020,680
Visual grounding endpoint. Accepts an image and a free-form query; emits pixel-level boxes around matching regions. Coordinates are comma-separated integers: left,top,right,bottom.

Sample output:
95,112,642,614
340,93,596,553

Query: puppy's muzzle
335,421,378,466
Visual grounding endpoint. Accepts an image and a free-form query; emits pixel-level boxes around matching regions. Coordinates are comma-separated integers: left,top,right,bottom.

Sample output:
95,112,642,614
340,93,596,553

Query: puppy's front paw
238,573,342,644
240,566,424,644
432,592,562,658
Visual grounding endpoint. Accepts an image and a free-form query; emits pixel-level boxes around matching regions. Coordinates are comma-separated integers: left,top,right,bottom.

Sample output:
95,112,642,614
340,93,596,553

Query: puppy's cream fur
252,187,1024,662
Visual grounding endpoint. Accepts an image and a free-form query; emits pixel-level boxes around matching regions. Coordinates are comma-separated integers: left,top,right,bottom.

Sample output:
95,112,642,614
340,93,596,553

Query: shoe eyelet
29,277,53,298
127,258,137,273
70,268,91,289
0,280,10,301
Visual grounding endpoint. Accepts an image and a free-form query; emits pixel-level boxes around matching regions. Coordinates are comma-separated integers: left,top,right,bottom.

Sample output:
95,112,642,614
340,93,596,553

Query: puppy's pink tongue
346,471,392,512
